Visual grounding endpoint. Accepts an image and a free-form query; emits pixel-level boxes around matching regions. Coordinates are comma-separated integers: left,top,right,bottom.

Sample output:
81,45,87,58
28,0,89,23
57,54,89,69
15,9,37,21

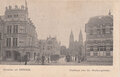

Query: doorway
13,51,21,61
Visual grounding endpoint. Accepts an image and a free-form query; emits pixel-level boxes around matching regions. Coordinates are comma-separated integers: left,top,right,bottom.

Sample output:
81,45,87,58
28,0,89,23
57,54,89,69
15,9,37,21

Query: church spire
70,30,74,41
108,9,111,15
25,0,28,10
69,30,74,48
79,29,83,45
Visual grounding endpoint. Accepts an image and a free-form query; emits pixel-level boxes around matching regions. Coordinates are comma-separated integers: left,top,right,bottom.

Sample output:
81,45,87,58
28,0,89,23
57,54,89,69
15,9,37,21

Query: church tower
69,30,74,48
108,9,111,15
79,29,83,45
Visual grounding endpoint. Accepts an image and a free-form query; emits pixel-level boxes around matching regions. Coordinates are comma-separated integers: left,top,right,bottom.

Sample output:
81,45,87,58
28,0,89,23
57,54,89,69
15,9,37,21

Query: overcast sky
0,0,113,48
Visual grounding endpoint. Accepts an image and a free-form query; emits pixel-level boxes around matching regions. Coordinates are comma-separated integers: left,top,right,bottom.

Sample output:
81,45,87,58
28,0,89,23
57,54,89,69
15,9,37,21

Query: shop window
90,46,93,51
94,53,98,56
106,52,110,56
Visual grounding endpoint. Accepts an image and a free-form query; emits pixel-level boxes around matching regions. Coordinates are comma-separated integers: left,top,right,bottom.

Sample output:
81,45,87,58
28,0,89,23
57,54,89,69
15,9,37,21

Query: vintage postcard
0,0,119,77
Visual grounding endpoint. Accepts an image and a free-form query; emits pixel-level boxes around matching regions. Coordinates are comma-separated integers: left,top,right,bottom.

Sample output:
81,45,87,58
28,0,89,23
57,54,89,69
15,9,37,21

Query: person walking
41,55,45,65
24,54,28,65
35,56,41,64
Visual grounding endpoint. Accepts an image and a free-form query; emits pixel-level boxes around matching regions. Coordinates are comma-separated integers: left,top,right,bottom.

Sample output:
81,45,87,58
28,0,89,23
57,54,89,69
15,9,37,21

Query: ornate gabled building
0,1,38,61
85,11,113,63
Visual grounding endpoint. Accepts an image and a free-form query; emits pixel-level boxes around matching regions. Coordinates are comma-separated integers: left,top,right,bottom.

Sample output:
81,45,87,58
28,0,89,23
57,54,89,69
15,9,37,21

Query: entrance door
13,51,20,61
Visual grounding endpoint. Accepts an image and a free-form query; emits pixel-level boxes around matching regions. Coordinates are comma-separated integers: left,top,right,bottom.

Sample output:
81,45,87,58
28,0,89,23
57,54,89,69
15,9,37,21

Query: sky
0,0,113,48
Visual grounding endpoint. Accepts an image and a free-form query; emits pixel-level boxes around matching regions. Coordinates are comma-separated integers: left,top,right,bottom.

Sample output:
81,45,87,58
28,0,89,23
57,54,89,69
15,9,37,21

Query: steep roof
87,15,113,25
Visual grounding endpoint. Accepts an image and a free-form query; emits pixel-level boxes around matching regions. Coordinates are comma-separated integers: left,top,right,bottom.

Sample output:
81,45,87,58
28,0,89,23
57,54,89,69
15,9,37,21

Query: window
102,29,106,34
43,46,45,50
13,25,18,33
106,52,110,56
100,46,103,51
97,46,100,51
0,33,1,40
90,46,93,51
103,46,106,51
110,46,113,51
94,53,98,56
97,29,101,34
110,28,113,34
13,38,18,47
6,38,11,47
7,25,12,34
47,46,52,50
98,46,106,51
90,30,93,35
14,14,18,18
6,51,11,58
87,52,90,56
8,15,12,18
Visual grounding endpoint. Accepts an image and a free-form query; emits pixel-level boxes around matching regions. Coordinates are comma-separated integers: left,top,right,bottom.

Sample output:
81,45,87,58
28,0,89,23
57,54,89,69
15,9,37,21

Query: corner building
1,4,38,61
85,13,113,63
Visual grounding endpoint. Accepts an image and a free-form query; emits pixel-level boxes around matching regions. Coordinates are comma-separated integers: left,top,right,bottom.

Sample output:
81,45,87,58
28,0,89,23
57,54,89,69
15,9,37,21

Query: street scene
0,0,113,65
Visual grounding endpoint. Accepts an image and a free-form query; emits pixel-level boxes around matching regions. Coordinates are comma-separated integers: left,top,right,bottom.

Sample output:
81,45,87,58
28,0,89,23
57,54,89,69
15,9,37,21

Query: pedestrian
41,55,45,65
35,56,41,64
66,55,70,62
24,54,28,65
78,55,81,63
48,57,49,63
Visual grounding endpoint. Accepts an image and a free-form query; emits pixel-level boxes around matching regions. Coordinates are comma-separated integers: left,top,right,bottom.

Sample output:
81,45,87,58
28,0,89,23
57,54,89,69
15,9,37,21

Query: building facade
39,36,60,58
0,2,38,61
60,46,67,56
0,16,5,60
85,12,113,63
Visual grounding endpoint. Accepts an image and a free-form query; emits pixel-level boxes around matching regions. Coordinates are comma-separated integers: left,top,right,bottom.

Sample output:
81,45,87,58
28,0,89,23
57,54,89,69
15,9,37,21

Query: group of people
65,55,83,63
23,54,83,65
24,54,46,65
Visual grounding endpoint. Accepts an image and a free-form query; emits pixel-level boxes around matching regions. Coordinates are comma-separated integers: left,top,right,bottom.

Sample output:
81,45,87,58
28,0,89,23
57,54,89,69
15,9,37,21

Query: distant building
85,11,113,63
39,36,60,58
68,29,84,61
0,1,38,61
0,16,4,60
60,46,67,55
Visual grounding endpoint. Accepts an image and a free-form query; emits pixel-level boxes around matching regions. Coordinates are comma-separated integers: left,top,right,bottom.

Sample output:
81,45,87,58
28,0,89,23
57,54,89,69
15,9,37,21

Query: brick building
85,12,113,63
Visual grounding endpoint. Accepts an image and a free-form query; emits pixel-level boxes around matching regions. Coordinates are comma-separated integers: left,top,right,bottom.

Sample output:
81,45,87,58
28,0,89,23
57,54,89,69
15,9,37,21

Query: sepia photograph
0,0,113,66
